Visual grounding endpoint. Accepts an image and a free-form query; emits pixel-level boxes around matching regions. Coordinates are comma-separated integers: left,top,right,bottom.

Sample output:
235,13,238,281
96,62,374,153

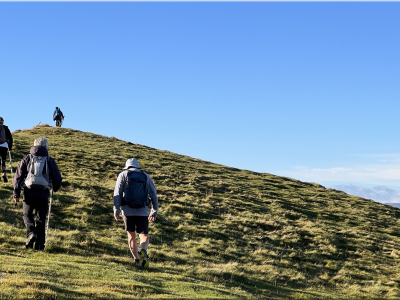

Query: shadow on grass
0,188,25,229
220,271,326,299
22,282,91,300
144,265,326,299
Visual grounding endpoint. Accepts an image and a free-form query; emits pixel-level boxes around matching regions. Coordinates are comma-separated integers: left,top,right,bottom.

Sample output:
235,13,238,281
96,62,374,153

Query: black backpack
123,170,150,208
0,125,6,144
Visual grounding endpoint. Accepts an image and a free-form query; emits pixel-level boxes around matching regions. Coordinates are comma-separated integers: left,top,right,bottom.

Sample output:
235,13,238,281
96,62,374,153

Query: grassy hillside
1,126,400,299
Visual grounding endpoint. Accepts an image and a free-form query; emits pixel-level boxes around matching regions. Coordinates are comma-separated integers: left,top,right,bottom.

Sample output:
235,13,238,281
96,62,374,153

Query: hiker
13,137,62,250
113,158,158,268
53,107,64,127
0,117,13,183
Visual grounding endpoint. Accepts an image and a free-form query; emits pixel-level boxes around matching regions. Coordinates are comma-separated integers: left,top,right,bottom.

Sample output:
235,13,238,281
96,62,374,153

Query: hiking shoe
2,174,7,183
138,249,149,269
26,232,37,249
134,258,141,266
35,244,45,251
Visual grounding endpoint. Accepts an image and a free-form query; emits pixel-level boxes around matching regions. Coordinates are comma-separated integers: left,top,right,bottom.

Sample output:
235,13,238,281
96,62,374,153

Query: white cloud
275,153,400,203
333,185,400,203
287,163,400,184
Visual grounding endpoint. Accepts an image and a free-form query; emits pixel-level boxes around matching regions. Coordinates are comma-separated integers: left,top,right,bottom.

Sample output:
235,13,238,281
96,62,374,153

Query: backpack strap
28,154,34,174
28,154,49,175
121,170,130,206
44,157,49,175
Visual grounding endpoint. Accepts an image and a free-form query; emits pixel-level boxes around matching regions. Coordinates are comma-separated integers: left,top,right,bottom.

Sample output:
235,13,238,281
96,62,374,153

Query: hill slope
1,126,400,299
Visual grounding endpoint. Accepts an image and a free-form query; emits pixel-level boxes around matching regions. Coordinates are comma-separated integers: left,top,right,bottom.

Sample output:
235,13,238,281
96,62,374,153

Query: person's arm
113,172,126,219
48,157,62,192
147,174,158,220
13,155,29,200
5,126,13,151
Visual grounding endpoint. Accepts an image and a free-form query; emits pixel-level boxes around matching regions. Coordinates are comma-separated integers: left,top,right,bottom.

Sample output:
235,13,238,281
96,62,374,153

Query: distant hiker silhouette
113,158,159,268
53,107,64,127
0,117,13,183
13,137,62,251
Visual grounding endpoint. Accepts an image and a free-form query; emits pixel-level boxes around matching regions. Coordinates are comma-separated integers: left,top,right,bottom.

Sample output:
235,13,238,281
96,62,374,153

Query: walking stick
45,190,54,246
8,150,17,207
8,150,13,182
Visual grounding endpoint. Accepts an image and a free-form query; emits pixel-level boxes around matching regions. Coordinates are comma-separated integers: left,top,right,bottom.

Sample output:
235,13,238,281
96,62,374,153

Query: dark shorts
122,215,149,234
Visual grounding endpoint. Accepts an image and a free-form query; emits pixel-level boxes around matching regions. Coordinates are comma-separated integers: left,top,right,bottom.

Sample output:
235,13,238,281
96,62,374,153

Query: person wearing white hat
113,158,158,268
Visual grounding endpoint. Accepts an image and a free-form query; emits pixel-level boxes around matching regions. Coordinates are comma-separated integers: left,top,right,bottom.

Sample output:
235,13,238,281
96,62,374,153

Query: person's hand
14,198,19,206
114,213,120,221
149,216,156,222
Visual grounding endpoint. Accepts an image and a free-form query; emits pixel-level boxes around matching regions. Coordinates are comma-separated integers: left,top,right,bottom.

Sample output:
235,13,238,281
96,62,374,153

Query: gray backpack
0,125,6,144
24,155,53,190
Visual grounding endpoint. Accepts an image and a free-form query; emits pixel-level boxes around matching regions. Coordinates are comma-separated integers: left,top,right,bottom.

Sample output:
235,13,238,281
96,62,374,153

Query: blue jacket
53,109,64,119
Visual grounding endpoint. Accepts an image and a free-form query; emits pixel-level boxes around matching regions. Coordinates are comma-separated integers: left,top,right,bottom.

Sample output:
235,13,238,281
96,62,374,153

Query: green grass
1,125,400,299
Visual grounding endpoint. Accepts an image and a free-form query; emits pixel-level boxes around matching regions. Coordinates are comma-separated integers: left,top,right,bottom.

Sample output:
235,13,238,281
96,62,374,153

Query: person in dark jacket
13,137,62,250
0,117,13,183
53,107,64,127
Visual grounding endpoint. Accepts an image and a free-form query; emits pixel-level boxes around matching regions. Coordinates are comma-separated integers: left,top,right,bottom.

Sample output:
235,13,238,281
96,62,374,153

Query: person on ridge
0,117,13,183
13,137,62,250
113,158,158,269
53,107,64,127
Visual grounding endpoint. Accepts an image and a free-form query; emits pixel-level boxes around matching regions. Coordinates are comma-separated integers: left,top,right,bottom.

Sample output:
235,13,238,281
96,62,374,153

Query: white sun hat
123,158,141,170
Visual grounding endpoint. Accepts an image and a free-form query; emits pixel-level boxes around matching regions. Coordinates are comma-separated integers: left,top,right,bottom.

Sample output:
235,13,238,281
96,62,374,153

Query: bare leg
127,231,139,259
139,233,149,250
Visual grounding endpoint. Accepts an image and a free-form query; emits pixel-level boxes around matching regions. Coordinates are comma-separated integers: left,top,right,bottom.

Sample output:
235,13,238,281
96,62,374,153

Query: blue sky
1,3,400,203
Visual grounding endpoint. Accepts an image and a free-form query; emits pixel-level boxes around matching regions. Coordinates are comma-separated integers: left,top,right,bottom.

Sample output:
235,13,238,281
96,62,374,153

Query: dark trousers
23,197,49,250
0,147,7,171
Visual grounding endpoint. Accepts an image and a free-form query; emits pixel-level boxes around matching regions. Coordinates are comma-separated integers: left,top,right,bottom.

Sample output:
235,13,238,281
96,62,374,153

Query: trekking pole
8,150,13,182
45,190,54,246
9,151,17,207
